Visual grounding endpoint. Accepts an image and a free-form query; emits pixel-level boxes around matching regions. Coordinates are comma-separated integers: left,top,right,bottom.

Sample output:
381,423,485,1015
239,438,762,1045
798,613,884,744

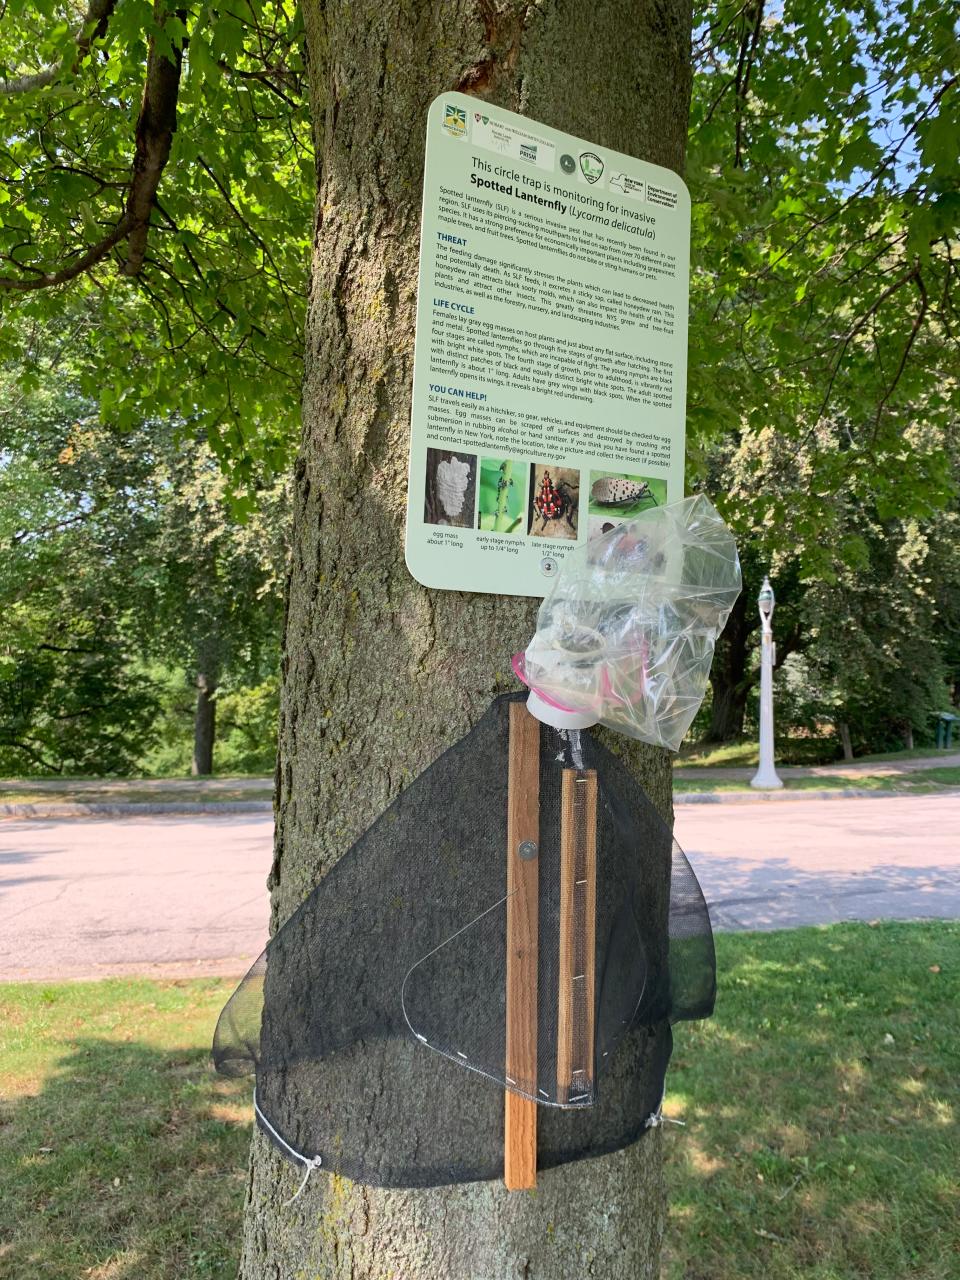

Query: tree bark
705,591,754,741
838,721,854,762
191,673,216,775
239,2,693,1275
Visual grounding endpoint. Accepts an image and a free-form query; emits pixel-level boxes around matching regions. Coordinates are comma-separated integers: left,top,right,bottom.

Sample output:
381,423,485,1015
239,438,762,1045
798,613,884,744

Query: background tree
132,438,288,773
683,1,960,747
698,414,959,750
0,300,288,775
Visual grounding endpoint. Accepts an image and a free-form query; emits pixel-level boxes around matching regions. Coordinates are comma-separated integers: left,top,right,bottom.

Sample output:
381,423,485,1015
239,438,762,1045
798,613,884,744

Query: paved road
674,793,960,931
0,815,271,981
1,794,958,980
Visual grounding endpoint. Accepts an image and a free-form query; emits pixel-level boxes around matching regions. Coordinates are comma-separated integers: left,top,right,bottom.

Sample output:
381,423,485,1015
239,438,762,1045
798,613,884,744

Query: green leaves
689,0,960,574
0,0,310,496
0,305,289,773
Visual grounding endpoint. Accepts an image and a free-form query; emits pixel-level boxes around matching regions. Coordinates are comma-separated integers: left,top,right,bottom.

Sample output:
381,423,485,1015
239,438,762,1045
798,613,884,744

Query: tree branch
121,6,187,276
815,264,919,421
0,0,118,94
733,1,764,168
0,4,186,290
0,736,62,772
871,272,929,439
0,223,128,290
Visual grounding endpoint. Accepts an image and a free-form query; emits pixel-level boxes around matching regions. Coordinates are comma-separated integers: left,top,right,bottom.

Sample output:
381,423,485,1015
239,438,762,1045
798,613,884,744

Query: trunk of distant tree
705,591,753,741
191,673,216,775
838,721,854,762
238,2,693,1276
903,723,914,750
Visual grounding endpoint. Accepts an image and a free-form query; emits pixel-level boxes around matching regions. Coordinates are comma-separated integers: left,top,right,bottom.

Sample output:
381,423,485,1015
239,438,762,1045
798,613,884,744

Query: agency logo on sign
520,142,538,163
559,153,576,174
609,171,644,198
579,151,604,183
443,105,468,138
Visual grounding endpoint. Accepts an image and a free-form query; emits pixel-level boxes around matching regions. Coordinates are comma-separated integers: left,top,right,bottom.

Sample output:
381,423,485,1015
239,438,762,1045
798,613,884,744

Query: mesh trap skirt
213,693,715,1187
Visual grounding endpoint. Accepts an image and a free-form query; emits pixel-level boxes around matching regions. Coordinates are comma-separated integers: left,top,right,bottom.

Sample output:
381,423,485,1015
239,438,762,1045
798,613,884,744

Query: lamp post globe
758,578,774,623
750,575,783,790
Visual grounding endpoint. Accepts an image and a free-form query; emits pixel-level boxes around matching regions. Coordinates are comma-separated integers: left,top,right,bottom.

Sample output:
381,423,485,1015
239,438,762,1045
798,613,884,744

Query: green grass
0,772,273,784
676,741,958,770
676,739,837,768
0,979,249,1279
1,925,957,1278
665,921,959,1280
849,746,958,764
676,739,763,767
674,768,960,795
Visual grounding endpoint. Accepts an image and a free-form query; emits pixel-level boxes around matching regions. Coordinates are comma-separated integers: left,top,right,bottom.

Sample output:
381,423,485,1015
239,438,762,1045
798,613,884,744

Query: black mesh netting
213,693,715,1187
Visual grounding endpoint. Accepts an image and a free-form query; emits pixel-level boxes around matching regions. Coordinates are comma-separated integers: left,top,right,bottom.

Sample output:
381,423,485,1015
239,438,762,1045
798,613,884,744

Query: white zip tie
645,1109,686,1129
254,1088,323,1204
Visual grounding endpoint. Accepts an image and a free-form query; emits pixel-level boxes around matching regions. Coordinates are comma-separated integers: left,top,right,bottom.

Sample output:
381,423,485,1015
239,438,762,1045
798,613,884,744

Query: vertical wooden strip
557,768,598,1105
504,701,540,1191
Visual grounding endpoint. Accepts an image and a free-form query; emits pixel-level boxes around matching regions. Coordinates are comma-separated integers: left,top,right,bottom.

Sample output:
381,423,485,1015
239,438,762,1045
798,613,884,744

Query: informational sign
405,92,690,597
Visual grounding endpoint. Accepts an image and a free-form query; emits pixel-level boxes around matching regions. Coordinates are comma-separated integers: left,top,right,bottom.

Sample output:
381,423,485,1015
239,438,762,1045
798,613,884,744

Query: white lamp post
750,575,783,790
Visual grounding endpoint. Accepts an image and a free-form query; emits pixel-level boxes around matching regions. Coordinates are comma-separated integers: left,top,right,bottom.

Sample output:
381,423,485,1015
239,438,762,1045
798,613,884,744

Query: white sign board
405,92,690,597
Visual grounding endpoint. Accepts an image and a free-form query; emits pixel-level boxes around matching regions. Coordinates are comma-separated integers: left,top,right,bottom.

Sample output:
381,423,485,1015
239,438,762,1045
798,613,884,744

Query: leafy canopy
0,0,311,496
0,299,289,773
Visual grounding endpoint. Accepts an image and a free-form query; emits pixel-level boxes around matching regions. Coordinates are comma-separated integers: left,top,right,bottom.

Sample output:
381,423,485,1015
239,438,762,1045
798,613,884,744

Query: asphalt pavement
673,793,960,931
0,794,958,981
0,814,270,981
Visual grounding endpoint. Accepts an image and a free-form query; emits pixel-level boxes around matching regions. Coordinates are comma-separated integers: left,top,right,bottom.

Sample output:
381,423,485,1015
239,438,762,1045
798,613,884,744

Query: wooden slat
504,701,540,1191
556,768,597,1105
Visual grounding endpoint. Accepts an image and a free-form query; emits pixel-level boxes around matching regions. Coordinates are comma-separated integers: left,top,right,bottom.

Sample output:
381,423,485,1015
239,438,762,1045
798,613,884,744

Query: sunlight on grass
0,979,249,1280
664,921,959,1280
674,769,960,794
0,924,956,1279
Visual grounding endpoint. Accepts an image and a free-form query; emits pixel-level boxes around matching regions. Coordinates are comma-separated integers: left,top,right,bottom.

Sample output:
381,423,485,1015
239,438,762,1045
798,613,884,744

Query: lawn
676,739,833,768
0,979,249,1279
0,923,956,1278
673,767,960,795
665,922,959,1280
675,741,957,770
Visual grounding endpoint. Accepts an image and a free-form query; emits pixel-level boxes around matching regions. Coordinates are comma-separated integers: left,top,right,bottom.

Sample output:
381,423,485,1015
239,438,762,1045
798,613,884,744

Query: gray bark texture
191,673,216,776
239,2,693,1275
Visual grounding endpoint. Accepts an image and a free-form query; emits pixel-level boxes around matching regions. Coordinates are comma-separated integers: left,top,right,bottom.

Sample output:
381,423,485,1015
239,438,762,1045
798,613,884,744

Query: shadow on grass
664,921,960,1280
1,927,955,1280
0,1036,249,1280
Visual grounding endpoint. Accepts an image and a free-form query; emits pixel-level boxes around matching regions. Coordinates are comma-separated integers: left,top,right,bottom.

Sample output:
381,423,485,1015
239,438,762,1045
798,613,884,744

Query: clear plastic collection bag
514,495,741,750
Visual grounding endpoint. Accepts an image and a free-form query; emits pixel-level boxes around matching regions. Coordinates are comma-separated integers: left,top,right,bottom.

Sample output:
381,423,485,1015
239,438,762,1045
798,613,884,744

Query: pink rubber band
511,652,585,716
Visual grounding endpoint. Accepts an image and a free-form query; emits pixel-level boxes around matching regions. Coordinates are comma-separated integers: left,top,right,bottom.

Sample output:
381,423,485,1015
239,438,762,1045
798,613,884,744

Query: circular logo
579,151,604,183
540,556,559,577
559,153,576,175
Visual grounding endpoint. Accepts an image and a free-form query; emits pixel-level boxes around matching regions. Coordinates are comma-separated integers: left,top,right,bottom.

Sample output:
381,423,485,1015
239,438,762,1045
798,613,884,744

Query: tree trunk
191,672,215,775
705,591,753,741
838,721,854,762
239,2,693,1276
